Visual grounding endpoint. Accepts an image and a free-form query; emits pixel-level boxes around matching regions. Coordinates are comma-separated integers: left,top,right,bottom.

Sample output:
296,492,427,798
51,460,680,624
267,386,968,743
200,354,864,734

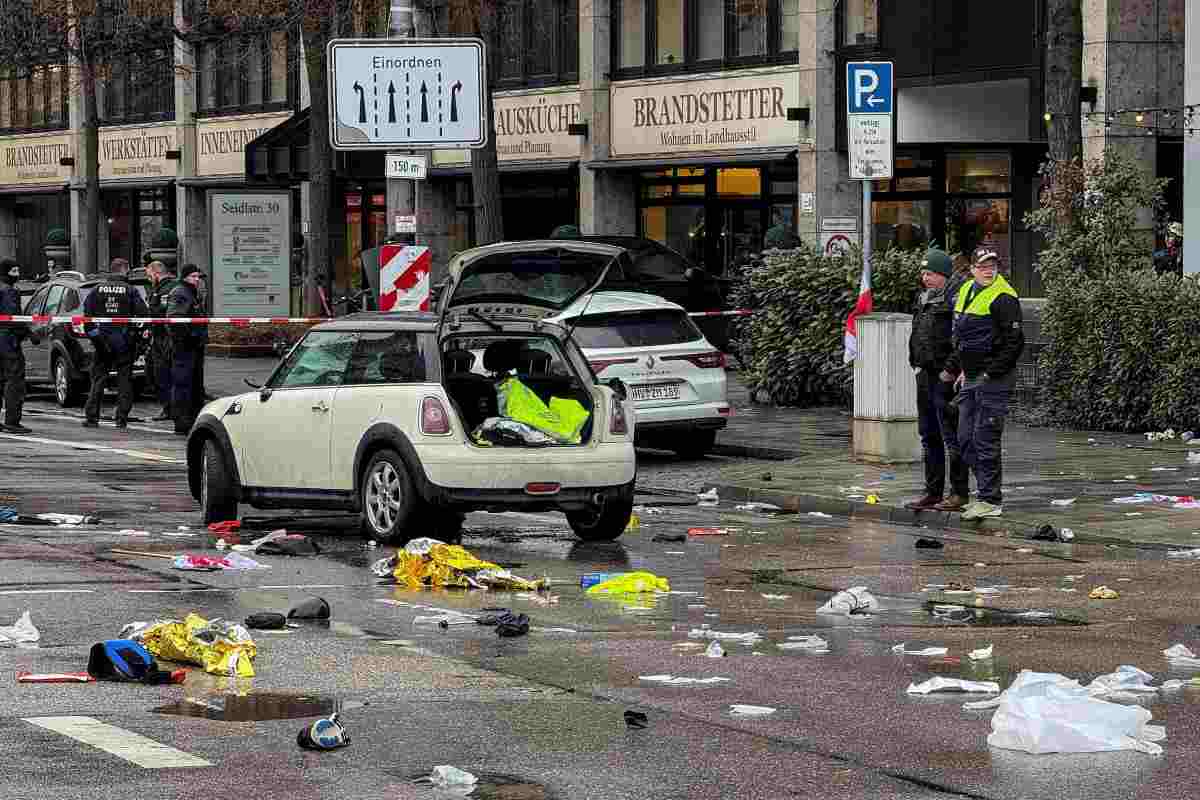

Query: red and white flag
843,257,873,364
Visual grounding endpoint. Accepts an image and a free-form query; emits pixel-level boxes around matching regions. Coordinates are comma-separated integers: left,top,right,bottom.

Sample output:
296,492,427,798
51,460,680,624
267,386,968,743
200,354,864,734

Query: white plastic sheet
778,635,828,651
0,610,38,644
730,704,776,716
687,628,763,644
971,670,1166,755
892,643,949,656
1086,665,1158,696
639,674,731,685
968,644,994,661
1163,643,1200,669
907,677,1000,695
816,586,879,616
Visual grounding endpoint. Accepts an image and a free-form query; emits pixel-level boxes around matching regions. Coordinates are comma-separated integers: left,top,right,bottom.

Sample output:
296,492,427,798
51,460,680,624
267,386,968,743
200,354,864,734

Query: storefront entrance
103,185,175,268
637,161,797,275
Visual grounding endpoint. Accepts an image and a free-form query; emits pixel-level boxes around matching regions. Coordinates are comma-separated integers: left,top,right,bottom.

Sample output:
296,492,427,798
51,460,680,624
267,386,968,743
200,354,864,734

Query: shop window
642,206,707,265
642,184,673,199
946,152,1011,194
716,168,762,197
197,24,300,116
843,0,878,46
495,0,580,86
872,199,931,253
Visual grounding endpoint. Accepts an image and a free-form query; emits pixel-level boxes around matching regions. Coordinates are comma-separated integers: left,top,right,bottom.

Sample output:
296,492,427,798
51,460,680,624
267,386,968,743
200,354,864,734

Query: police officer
82,257,149,428
144,260,178,421
0,257,34,434
943,247,1025,520
167,264,209,435
904,249,969,513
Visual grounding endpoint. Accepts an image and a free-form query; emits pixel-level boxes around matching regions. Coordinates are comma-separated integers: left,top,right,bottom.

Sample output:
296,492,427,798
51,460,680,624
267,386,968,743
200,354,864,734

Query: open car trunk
440,331,596,447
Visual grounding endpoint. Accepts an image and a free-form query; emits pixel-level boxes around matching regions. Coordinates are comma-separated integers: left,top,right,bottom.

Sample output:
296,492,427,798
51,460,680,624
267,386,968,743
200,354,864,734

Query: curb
712,482,1186,551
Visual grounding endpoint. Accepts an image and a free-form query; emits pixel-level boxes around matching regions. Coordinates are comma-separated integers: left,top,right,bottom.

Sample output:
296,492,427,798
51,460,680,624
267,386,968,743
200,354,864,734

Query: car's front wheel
54,358,82,408
360,450,418,544
567,483,634,542
200,439,238,524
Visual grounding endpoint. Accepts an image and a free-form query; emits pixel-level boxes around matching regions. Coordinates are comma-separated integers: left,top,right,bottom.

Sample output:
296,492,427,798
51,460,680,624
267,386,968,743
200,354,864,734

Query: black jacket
0,279,28,354
946,285,1025,381
167,282,209,350
908,285,954,371
82,275,149,356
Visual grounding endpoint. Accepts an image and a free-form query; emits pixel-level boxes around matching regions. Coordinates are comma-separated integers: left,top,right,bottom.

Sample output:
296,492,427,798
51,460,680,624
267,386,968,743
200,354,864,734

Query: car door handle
311,400,329,413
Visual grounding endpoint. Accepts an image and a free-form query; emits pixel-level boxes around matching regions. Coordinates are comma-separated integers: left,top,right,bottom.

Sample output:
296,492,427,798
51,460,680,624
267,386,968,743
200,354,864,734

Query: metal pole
387,4,417,248
1185,0,1198,275
862,178,872,277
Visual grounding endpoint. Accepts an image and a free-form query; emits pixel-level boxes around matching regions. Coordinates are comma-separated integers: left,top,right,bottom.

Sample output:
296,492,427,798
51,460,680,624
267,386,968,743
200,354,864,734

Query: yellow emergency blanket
497,377,590,444
585,571,671,595
129,613,257,677
394,539,548,591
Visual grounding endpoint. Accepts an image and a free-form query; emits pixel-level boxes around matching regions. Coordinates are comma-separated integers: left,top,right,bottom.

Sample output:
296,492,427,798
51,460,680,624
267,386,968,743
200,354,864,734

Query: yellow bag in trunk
496,377,588,444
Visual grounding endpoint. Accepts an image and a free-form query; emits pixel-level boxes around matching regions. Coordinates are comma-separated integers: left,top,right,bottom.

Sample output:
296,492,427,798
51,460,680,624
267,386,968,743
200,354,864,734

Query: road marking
24,716,212,768
0,434,184,463
256,584,351,590
126,588,222,594
0,589,94,595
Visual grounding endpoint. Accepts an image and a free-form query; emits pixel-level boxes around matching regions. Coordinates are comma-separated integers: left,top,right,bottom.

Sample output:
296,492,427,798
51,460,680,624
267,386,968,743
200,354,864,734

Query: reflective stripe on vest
954,274,1017,315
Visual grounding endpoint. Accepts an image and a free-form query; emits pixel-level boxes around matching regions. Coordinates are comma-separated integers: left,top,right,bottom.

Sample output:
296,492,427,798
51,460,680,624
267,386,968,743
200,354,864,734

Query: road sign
379,244,431,311
328,38,487,151
845,62,893,180
821,231,858,257
394,214,417,234
385,153,428,180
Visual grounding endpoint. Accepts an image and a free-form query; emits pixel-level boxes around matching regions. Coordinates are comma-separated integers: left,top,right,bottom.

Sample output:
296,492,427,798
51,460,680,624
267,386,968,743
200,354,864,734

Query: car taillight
662,351,726,369
610,397,628,435
589,357,638,375
420,396,451,435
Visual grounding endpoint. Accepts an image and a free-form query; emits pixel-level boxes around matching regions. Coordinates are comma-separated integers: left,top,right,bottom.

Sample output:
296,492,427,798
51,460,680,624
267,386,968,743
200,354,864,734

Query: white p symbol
855,69,879,109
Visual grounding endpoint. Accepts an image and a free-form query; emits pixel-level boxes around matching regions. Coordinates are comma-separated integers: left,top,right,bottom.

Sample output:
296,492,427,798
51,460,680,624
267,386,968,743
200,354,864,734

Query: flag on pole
843,257,873,364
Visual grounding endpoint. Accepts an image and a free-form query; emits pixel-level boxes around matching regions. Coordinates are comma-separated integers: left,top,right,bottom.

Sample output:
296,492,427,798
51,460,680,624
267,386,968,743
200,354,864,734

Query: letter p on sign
846,62,892,115
854,71,878,110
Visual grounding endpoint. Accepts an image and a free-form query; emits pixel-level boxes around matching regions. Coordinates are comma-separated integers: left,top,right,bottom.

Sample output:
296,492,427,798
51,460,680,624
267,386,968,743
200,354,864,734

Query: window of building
615,0,798,75
196,27,299,117
843,0,878,46
100,49,175,124
494,0,579,86
0,64,70,133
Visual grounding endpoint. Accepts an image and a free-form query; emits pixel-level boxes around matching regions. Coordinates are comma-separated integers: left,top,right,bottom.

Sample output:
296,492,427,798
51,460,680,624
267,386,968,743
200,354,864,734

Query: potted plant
43,227,70,268
148,227,179,268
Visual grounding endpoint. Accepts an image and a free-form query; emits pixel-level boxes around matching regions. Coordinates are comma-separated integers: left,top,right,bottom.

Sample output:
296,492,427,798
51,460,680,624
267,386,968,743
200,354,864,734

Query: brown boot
904,494,943,511
934,494,968,511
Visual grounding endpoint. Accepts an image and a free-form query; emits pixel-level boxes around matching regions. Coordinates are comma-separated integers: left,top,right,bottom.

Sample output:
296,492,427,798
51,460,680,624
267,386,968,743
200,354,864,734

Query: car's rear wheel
200,439,238,524
673,429,717,459
567,483,634,542
360,450,418,545
54,357,82,408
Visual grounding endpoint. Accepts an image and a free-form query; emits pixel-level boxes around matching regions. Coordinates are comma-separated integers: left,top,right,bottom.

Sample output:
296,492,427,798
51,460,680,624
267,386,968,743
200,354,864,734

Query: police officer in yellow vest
940,247,1024,520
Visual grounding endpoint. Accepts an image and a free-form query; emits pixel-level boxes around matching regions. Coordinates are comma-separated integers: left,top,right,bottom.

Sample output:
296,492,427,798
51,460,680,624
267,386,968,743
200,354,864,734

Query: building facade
0,0,1188,306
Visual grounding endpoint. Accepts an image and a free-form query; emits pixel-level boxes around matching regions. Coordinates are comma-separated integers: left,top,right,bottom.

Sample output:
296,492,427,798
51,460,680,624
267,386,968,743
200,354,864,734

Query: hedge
731,244,924,407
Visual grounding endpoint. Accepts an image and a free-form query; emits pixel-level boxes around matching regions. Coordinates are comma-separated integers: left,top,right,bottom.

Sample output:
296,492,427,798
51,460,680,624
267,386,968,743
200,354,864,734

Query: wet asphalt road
3,392,1200,799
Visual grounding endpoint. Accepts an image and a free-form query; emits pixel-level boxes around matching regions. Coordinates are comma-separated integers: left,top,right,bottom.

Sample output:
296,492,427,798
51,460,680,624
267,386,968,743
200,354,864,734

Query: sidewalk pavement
714,373,1200,550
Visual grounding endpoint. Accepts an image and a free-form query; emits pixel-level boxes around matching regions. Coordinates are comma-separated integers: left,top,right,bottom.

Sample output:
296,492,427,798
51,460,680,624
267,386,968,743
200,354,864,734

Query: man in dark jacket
82,258,149,428
0,258,35,434
943,247,1025,520
145,260,178,421
904,249,969,512
167,264,209,435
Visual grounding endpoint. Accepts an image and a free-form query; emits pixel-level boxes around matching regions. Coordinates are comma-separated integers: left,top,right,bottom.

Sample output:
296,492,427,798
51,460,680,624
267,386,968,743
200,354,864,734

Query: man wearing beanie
904,248,968,511
0,257,35,433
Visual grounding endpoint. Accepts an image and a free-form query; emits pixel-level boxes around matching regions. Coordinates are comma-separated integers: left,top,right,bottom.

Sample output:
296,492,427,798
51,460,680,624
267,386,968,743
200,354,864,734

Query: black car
20,271,151,407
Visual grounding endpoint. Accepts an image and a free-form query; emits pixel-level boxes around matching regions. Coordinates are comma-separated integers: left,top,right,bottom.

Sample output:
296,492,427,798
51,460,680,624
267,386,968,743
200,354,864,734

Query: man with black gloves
0,258,35,434
904,248,969,512
167,264,209,435
144,260,178,421
943,248,1025,520
82,257,149,428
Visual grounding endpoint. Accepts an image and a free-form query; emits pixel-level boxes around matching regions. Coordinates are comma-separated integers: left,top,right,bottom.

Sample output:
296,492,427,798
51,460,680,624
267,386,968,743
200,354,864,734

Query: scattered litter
580,572,617,590
208,520,242,534
697,488,719,503
914,538,944,549
1184,432,1196,443
760,593,790,600
172,553,268,571
116,529,150,536
0,611,39,645
973,587,1003,596
778,635,828,651
705,641,726,658
1188,452,1200,464
639,674,731,685
1126,513,1143,517
161,532,198,538
1051,498,1077,506
86,640,185,685
121,613,256,677
288,597,331,620
1160,679,1188,691
16,671,95,683
807,512,833,518
624,710,649,728
730,704,776,716
244,613,287,630
651,533,687,543
723,588,746,592
256,533,321,557
476,609,530,638
393,538,547,591
736,502,783,513
1016,548,1033,554
1151,467,1179,472
1147,429,1177,442
672,642,706,650
968,644,994,661
907,677,1000,695
1163,644,1200,669
892,644,949,657
1089,586,1120,600
1087,665,1159,696
1015,611,1054,619
688,628,763,644
1112,495,1156,504
413,614,476,627
633,506,666,515
816,586,878,616
625,514,641,532
880,472,896,480
35,513,100,526
969,670,1166,755
298,713,350,751
866,495,879,504
665,551,686,555
214,539,227,550
688,527,730,536
586,572,670,595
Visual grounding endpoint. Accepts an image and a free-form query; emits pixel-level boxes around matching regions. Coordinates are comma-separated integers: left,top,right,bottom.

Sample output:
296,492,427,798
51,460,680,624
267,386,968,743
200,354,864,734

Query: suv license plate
631,384,680,401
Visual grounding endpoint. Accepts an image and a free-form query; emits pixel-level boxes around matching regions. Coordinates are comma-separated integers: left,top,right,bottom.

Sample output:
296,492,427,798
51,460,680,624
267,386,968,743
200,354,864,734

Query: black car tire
673,429,717,459
359,450,419,545
53,357,82,408
200,439,238,524
567,483,634,542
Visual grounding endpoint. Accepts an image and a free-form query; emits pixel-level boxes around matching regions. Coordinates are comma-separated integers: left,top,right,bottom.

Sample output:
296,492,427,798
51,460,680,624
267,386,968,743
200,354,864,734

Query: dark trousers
916,370,969,498
151,335,173,410
957,378,1012,505
0,349,25,426
171,348,198,431
85,349,134,424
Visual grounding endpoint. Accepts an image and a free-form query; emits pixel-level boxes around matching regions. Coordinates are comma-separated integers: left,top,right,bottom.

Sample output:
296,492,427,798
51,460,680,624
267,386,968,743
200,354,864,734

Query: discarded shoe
297,713,350,750
962,501,1002,520
905,495,943,511
288,597,331,620
914,537,944,549
624,710,649,728
935,494,968,511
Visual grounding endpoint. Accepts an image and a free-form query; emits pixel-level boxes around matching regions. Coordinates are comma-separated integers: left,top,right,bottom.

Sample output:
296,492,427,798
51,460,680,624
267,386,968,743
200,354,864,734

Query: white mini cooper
186,241,638,543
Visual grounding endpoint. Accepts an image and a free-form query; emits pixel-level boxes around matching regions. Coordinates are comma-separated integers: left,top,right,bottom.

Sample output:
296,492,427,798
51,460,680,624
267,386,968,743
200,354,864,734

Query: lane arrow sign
419,81,429,123
353,81,366,123
387,81,397,123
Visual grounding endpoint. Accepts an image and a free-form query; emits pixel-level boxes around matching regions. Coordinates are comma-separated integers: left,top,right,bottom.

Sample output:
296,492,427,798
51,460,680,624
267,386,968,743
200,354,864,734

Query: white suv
186,241,637,543
550,292,730,458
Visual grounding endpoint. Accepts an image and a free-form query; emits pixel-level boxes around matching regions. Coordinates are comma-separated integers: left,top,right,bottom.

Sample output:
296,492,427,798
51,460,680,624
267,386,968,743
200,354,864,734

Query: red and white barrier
0,315,324,325
378,244,431,312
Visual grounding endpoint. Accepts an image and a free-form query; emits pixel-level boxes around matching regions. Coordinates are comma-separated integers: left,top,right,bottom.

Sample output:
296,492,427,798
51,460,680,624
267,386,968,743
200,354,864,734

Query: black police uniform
0,261,32,432
82,273,150,426
147,274,178,417
167,279,208,434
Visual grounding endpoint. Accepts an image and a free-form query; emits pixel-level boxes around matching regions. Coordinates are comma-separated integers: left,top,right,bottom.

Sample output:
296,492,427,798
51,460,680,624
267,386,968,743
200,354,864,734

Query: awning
245,108,311,182
586,148,798,170
177,175,252,187
428,158,578,177
0,183,67,195
95,177,177,190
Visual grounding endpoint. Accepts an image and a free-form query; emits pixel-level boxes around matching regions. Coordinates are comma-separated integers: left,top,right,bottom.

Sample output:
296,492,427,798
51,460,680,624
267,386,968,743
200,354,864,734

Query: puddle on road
406,771,554,800
153,692,363,721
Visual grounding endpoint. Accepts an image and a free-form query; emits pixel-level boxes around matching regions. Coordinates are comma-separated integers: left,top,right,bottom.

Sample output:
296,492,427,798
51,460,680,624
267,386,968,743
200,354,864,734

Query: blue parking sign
846,62,893,115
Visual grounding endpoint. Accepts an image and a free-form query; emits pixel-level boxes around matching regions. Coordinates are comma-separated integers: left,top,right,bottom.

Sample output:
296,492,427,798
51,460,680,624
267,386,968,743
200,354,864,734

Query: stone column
1186,0,1199,274
577,0,635,234
174,0,206,276
796,0,858,252
0,207,16,261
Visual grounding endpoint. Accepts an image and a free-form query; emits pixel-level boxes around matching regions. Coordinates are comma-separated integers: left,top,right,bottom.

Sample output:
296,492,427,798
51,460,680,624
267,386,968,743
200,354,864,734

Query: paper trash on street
907,677,1000,695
